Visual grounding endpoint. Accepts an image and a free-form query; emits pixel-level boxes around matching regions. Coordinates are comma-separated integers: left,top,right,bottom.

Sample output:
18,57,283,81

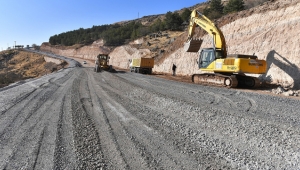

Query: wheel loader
184,10,267,88
94,54,113,72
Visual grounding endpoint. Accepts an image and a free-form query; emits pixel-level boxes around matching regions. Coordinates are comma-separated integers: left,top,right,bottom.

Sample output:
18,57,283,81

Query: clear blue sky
0,0,205,51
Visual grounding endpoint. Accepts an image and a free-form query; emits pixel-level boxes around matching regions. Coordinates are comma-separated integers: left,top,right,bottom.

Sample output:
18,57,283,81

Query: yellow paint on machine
131,58,154,68
201,58,267,74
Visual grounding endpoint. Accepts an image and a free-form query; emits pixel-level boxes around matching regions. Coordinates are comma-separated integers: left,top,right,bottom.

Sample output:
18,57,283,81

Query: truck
94,54,113,72
129,58,154,74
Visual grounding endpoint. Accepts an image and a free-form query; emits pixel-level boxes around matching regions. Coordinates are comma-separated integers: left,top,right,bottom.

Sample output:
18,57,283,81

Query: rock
282,90,294,97
272,86,285,94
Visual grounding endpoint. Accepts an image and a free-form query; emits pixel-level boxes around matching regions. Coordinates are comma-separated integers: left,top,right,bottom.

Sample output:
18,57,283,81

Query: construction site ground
1,51,300,169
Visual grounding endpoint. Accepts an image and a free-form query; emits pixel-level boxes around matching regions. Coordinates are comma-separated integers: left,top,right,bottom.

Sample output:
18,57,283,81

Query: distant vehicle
94,54,113,72
129,58,154,74
83,61,87,64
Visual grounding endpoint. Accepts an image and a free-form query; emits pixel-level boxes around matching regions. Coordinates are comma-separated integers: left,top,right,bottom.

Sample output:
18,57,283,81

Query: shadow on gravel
112,70,126,74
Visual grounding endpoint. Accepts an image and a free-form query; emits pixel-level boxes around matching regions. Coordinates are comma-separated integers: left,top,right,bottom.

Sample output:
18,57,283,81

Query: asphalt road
1,52,300,169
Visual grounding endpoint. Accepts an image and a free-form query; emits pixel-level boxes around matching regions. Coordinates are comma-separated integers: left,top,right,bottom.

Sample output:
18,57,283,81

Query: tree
203,0,224,19
224,0,245,14
164,11,183,31
150,18,166,32
210,0,224,12
180,8,192,22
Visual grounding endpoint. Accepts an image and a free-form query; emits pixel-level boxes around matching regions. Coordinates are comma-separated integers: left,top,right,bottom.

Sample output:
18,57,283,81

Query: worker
172,64,177,76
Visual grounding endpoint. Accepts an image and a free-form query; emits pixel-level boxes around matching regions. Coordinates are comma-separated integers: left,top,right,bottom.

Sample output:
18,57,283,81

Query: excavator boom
185,10,226,56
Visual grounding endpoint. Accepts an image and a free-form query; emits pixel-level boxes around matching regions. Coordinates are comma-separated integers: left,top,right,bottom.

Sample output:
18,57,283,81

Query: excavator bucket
184,39,203,52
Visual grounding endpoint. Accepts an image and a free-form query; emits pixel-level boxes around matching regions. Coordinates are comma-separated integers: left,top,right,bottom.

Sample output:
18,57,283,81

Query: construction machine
94,54,113,72
184,10,267,88
129,57,154,74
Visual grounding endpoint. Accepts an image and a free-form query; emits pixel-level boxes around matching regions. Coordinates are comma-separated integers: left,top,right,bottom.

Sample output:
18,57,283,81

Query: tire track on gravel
1,88,62,169
54,94,77,170
93,71,208,169
0,70,75,143
0,89,37,115
91,70,200,169
86,69,149,170
70,70,105,169
116,73,247,111
0,68,76,169
121,73,259,114
99,71,300,169
98,80,228,169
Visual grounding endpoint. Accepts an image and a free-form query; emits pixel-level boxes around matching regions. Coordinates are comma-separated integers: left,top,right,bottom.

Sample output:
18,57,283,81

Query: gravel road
0,53,300,169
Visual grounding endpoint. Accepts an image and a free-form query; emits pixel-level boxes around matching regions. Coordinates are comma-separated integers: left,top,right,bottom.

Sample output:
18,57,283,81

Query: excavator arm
185,10,227,57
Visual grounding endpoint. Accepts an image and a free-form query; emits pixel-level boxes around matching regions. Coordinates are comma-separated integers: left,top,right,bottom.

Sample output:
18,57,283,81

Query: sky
0,0,206,51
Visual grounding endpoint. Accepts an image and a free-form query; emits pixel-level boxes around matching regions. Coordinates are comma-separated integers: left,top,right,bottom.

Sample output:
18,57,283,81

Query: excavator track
192,73,238,88
235,75,261,88
192,73,261,88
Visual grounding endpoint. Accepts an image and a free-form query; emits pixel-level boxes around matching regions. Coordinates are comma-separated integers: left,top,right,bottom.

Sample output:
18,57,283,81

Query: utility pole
14,41,16,49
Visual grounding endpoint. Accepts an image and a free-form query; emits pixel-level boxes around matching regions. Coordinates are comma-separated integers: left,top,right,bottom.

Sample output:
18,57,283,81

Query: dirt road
1,53,300,169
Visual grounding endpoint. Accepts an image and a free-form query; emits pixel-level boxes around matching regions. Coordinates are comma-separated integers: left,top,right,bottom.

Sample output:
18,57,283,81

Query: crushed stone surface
0,51,300,169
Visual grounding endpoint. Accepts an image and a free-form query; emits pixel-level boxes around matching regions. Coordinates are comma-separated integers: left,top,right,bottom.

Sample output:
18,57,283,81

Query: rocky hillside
153,0,300,88
0,50,66,88
40,0,300,89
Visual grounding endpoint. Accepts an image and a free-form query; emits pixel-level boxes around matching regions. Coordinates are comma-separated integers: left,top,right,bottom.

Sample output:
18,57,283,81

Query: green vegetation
203,0,224,19
180,8,192,22
202,0,247,19
49,0,267,47
224,0,245,14
49,11,189,47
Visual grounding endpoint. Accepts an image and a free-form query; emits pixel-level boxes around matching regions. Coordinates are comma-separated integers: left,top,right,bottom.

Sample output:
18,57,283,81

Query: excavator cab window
97,55,109,60
215,50,224,59
199,49,215,68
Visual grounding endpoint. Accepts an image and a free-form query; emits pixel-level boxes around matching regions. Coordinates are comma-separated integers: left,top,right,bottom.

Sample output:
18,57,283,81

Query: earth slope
40,0,300,89
150,0,300,89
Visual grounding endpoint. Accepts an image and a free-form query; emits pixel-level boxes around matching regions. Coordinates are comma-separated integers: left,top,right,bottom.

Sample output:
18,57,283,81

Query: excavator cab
198,48,225,68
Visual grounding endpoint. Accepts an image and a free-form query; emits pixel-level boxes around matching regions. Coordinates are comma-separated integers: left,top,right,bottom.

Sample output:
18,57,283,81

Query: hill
40,0,300,89
0,50,67,88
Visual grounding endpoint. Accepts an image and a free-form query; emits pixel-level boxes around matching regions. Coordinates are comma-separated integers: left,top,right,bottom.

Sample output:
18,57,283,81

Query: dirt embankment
0,50,67,88
41,40,111,61
152,0,300,89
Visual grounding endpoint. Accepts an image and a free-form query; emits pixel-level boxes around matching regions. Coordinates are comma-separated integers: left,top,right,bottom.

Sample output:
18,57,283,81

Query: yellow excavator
185,10,267,88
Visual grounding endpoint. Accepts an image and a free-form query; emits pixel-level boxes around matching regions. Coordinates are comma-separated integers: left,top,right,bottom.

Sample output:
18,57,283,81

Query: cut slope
0,50,66,88
40,0,300,89
152,0,300,89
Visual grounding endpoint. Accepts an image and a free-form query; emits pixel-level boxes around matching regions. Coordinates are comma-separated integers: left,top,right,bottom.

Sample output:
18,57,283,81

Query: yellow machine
185,10,267,88
94,54,113,72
